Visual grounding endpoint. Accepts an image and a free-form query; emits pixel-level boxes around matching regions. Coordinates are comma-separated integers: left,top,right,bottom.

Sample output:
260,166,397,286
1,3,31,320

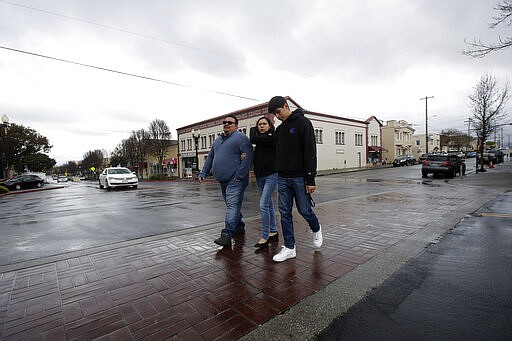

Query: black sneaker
214,234,232,246
232,229,246,236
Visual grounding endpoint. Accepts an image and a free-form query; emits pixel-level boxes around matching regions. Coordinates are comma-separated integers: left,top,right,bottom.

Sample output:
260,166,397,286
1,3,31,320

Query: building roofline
305,110,367,125
177,96,303,131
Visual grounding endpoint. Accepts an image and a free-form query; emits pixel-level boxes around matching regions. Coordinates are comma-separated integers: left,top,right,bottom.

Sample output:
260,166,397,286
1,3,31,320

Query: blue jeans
256,173,278,239
220,178,248,237
278,177,320,249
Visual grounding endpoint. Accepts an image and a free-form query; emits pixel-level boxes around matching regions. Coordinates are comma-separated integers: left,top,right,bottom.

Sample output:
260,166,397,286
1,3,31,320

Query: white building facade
176,97,383,178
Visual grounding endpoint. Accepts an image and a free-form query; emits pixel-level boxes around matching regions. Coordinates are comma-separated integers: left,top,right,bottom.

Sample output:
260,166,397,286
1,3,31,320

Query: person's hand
306,185,316,194
198,176,205,183
240,152,246,160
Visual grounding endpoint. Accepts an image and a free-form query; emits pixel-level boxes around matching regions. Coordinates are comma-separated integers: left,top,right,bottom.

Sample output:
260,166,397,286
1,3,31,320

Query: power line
0,0,313,78
0,45,259,102
0,0,243,63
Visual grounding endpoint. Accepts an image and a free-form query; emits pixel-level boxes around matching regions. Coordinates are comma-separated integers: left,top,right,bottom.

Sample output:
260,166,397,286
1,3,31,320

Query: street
0,162,477,267
0,161,508,340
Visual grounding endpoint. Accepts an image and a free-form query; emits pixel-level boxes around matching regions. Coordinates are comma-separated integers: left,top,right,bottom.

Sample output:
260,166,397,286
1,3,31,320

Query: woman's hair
256,116,274,131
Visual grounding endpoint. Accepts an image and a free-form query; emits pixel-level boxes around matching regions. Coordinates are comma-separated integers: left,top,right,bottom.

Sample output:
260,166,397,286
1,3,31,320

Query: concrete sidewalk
0,163,510,340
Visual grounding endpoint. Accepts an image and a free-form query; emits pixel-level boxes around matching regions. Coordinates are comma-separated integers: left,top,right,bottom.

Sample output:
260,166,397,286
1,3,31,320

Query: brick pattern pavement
0,184,489,340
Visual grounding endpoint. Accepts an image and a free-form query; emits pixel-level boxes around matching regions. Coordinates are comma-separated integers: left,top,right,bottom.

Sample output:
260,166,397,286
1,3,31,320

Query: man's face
222,117,238,134
273,103,291,122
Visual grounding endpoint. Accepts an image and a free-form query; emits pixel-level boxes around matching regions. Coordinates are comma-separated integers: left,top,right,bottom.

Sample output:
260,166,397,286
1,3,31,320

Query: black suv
393,155,416,167
422,154,466,178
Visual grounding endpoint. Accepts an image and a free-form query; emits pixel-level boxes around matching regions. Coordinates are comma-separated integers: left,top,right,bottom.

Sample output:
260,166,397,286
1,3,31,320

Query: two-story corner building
412,133,441,160
381,120,415,163
176,97,384,178
141,140,179,179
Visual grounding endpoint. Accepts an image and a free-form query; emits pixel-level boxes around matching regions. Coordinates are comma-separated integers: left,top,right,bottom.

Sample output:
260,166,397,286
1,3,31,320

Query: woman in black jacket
250,116,279,248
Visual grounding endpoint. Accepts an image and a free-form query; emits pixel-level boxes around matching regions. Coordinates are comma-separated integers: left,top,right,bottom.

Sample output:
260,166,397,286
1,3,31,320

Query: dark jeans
220,178,248,237
278,176,320,249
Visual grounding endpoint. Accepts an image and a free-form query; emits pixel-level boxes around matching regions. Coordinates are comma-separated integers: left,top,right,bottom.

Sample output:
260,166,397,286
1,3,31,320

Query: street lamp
191,128,201,175
0,114,10,179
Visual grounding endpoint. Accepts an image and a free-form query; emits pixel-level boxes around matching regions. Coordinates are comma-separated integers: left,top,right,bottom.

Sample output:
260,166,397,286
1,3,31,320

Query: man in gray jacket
199,115,254,246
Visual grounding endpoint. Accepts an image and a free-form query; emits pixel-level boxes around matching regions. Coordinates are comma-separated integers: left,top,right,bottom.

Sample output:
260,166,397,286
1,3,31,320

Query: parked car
422,154,466,178
466,151,477,158
448,151,465,159
481,150,500,165
418,153,429,163
99,167,138,189
393,155,416,167
3,174,45,190
57,176,69,183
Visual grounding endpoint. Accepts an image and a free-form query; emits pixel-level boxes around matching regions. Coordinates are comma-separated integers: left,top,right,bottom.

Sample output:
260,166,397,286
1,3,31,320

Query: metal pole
420,96,434,154
194,136,199,172
0,131,3,180
464,118,473,152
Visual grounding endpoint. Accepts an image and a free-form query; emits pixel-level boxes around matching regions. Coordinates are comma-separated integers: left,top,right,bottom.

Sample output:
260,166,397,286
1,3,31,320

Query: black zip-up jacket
249,126,277,177
275,109,317,186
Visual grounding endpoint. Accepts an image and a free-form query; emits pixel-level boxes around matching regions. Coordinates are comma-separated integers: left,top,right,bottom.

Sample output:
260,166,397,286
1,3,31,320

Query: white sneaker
273,246,296,262
313,225,323,248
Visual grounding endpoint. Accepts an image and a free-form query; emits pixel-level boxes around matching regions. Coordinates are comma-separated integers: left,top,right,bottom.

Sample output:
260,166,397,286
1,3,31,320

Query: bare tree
464,0,512,57
468,74,510,171
131,129,150,178
148,119,172,174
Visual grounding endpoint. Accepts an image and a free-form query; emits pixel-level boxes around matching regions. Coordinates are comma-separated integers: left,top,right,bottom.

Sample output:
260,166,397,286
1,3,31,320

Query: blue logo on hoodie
289,128,296,134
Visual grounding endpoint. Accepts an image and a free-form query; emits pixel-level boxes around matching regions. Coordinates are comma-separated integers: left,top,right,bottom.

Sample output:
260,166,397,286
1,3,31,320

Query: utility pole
464,118,473,151
420,96,434,154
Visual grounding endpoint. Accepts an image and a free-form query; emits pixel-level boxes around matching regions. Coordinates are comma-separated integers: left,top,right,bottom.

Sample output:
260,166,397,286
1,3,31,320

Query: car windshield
108,168,132,175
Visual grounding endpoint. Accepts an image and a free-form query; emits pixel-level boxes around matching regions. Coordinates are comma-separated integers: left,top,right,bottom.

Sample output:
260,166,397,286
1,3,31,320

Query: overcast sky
1,0,511,164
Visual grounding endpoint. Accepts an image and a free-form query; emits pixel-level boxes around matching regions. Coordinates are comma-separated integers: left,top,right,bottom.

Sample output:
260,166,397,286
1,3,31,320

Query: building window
239,127,247,135
201,136,207,149
187,138,192,151
209,134,215,147
335,131,345,145
355,133,363,146
181,139,186,151
370,135,378,146
315,129,323,144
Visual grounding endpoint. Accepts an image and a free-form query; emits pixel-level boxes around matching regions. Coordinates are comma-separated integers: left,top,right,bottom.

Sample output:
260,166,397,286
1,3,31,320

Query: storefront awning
368,146,388,152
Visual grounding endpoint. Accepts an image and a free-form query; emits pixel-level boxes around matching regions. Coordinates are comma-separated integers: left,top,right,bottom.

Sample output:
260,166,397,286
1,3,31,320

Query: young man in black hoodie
268,96,323,262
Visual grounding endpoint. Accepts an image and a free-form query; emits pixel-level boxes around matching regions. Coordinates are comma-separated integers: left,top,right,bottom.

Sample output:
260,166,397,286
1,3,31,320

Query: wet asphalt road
317,185,512,340
0,163,474,266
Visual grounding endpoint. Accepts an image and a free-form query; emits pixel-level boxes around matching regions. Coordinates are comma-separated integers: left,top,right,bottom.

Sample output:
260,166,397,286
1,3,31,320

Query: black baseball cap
268,96,287,114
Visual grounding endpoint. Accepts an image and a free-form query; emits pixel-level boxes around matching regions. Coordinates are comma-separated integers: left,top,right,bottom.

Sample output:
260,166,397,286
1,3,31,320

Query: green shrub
0,185,9,194
148,173,167,181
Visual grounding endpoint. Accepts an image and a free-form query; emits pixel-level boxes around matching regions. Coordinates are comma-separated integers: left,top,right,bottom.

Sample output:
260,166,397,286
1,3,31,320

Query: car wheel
99,179,104,189
37,182,42,188
422,171,428,178
133,185,138,189
15,184,21,190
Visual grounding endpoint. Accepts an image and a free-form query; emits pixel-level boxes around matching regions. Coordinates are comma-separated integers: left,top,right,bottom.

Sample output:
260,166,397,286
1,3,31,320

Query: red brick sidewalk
0,185,488,340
